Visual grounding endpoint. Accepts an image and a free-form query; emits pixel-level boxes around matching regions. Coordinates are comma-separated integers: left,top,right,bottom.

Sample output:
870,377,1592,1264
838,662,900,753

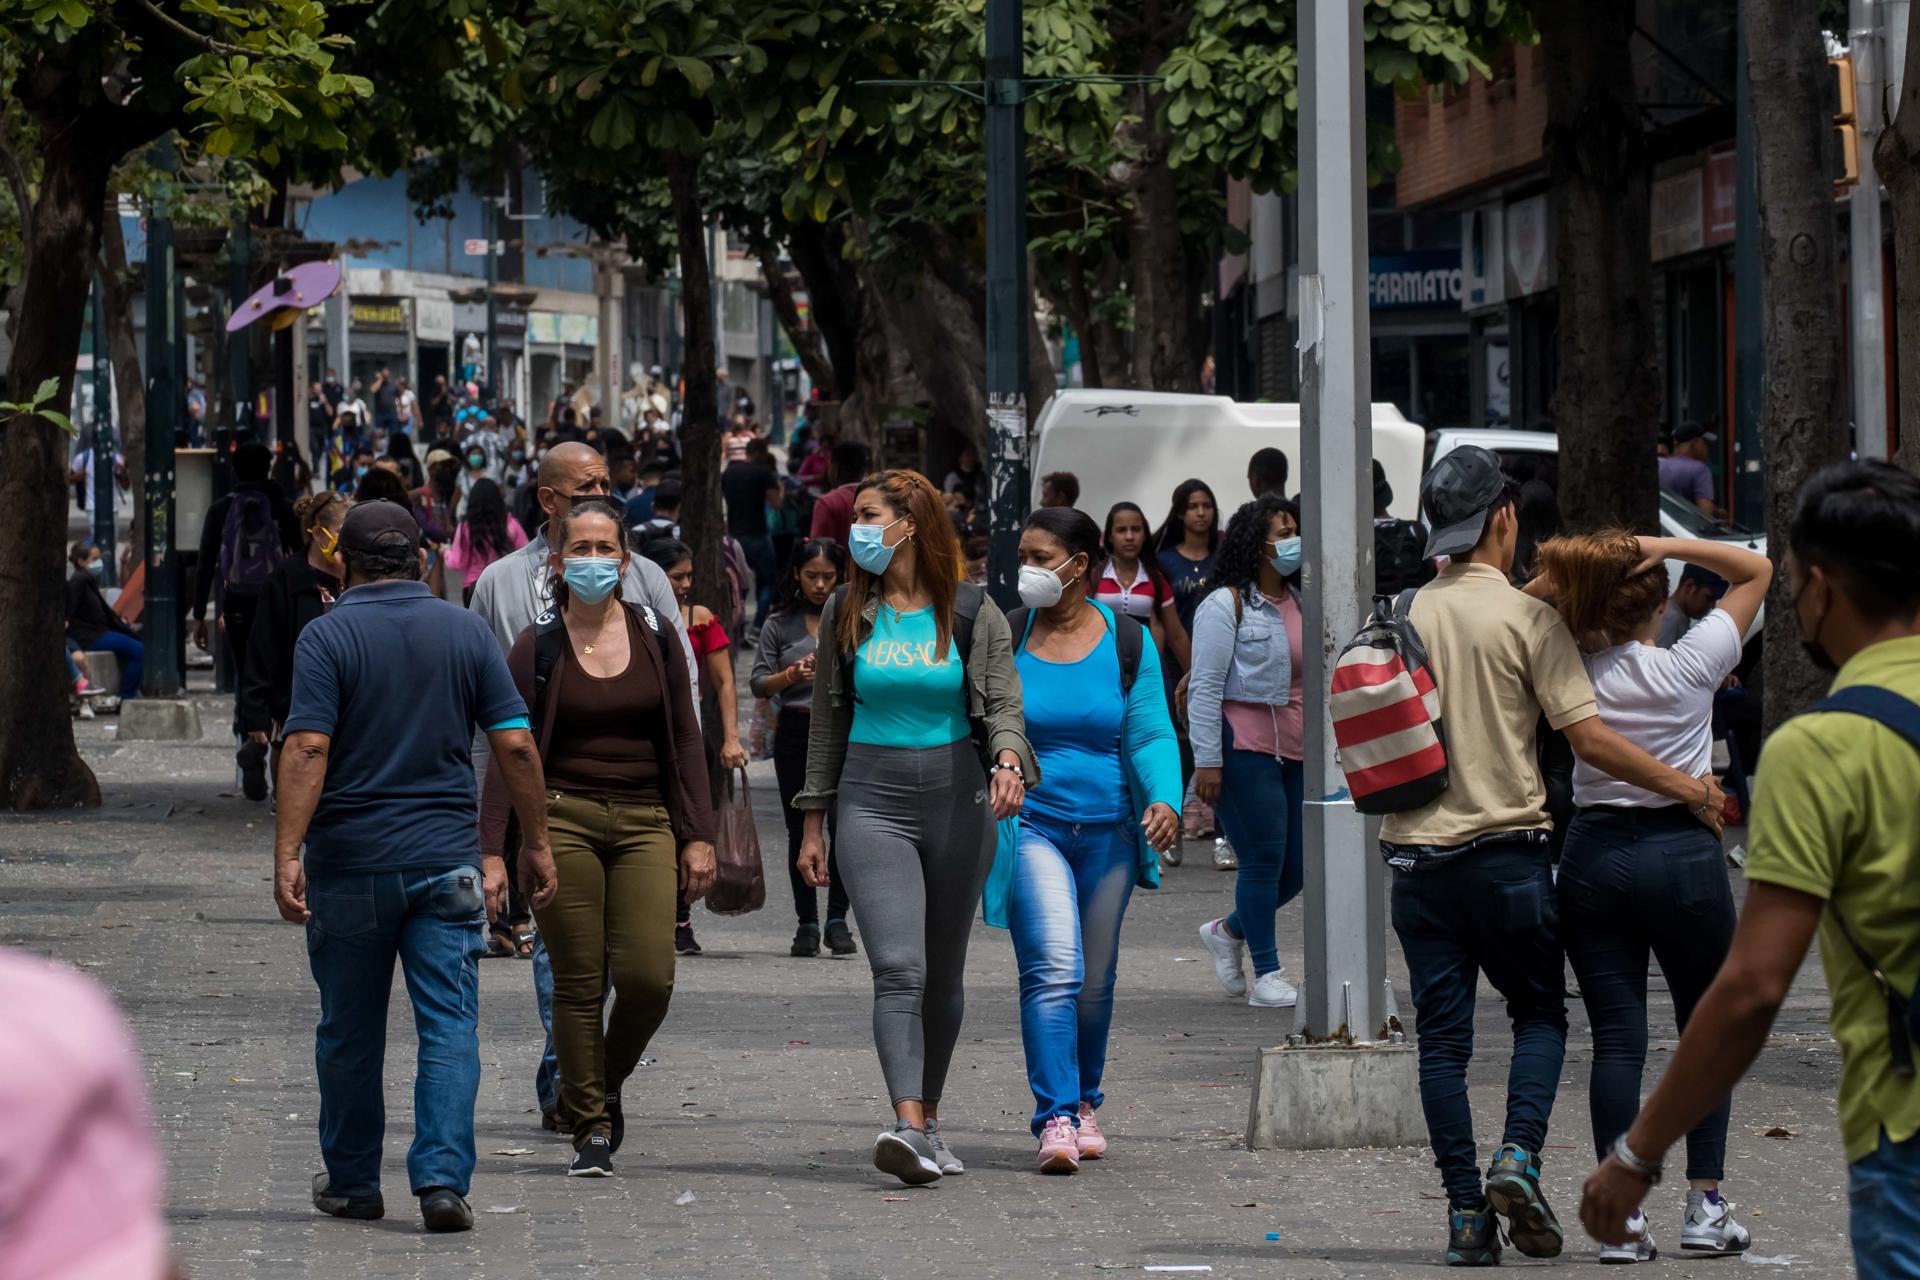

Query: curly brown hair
1535,529,1670,652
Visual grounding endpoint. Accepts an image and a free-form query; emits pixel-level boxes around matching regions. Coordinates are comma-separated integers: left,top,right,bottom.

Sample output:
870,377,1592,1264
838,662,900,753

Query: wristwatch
1610,1134,1663,1185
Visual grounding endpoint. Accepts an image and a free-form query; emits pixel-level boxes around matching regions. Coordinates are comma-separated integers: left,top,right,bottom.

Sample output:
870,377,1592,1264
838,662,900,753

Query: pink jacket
444,516,529,588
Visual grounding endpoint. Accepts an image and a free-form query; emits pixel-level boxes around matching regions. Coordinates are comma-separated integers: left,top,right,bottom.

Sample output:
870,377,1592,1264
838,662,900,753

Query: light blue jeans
1009,812,1138,1136
1851,1129,1920,1280
533,935,558,1111
305,864,487,1197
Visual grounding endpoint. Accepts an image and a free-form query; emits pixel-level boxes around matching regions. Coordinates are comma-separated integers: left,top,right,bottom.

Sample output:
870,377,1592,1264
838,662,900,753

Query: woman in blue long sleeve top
982,507,1182,1175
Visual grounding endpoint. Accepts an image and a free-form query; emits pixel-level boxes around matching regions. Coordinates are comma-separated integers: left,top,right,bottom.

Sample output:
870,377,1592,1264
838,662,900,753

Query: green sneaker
1484,1143,1564,1258
1445,1205,1502,1267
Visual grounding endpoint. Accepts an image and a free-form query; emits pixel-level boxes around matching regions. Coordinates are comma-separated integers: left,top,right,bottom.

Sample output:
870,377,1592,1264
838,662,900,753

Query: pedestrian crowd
44,393,1920,1280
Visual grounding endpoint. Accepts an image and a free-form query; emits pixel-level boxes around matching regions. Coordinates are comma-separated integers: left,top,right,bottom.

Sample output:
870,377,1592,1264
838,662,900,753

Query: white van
1028,390,1426,529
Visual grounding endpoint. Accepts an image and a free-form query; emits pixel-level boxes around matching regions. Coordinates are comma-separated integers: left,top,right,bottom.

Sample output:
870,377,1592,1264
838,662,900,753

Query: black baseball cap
1674,421,1718,445
1679,563,1729,597
340,500,421,554
1420,445,1508,559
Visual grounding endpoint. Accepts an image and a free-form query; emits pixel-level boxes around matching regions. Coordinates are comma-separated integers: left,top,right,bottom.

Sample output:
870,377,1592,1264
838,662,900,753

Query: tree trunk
836,282,893,447
1539,1,1661,535
0,127,116,809
663,154,728,623
1745,0,1849,730
1123,120,1198,392
1879,2,1920,473
757,247,836,394
1059,250,1106,388
784,218,863,402
100,201,146,539
864,250,989,455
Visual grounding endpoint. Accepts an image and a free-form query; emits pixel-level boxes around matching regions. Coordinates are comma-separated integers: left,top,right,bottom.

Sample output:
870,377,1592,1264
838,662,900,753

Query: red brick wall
1394,44,1549,210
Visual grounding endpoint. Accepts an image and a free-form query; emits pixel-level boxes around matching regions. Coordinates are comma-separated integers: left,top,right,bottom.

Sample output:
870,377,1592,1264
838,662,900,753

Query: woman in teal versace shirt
795,468,1036,1187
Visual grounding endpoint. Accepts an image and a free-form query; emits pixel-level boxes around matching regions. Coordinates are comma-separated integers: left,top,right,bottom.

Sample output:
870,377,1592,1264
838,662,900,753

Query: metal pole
1296,0,1387,1044
983,0,1030,611
1850,0,1889,459
143,138,182,697
1733,21,1766,524
485,193,500,403
228,215,254,436
91,275,117,585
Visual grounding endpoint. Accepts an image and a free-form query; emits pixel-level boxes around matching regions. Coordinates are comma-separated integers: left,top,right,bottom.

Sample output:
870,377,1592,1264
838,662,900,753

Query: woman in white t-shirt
1529,531,1770,1264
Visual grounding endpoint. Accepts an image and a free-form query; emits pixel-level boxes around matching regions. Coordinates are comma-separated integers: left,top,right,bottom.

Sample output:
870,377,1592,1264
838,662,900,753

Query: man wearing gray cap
1386,446,1728,1266
274,500,558,1233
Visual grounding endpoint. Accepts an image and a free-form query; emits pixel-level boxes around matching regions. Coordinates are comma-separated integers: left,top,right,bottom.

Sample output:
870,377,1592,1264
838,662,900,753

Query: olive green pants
534,791,679,1146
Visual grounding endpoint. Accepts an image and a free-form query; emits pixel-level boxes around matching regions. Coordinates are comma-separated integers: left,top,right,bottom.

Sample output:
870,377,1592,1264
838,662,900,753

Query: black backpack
531,600,663,722
1802,685,1920,1078
1005,605,1145,695
1374,519,1434,596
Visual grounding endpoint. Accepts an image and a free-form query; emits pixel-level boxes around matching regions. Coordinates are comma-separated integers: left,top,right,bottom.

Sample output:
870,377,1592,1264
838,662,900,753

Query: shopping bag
705,767,766,915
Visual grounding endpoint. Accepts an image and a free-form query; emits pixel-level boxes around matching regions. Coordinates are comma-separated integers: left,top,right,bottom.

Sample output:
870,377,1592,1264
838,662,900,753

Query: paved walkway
1,681,1859,1278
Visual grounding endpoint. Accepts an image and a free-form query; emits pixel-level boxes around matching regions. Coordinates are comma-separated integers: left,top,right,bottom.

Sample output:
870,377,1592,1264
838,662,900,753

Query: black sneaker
675,922,702,955
791,924,821,957
238,737,269,802
418,1186,473,1232
1445,1204,1502,1267
569,1135,614,1178
824,919,857,956
608,1093,625,1155
1485,1143,1564,1258
311,1172,383,1220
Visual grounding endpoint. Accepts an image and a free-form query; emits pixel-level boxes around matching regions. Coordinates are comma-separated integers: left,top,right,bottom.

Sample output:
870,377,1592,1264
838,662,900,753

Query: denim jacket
1187,585,1295,768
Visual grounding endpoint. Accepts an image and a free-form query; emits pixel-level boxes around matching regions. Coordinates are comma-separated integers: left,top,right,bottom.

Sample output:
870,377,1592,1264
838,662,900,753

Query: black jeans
220,591,259,732
774,709,847,925
1391,837,1569,1209
1558,804,1736,1181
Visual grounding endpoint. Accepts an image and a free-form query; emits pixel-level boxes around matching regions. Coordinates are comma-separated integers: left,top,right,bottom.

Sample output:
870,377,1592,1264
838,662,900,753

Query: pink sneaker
1037,1115,1079,1175
1076,1103,1108,1159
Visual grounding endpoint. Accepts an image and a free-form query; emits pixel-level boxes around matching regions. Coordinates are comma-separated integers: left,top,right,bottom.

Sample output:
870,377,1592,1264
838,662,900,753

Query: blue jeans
305,864,488,1198
1010,813,1138,1135
533,935,558,1111
1558,806,1736,1180
1215,726,1305,976
89,630,144,699
1852,1130,1920,1280
1390,838,1568,1208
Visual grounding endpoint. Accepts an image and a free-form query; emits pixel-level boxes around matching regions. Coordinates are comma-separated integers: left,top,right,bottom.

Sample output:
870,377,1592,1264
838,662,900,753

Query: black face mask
1792,574,1839,673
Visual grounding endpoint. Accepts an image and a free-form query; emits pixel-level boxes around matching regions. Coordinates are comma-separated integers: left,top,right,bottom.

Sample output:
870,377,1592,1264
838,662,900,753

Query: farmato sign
1367,250,1464,310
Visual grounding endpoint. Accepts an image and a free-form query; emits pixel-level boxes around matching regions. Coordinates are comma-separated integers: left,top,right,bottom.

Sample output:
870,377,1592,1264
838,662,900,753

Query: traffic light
1830,54,1860,192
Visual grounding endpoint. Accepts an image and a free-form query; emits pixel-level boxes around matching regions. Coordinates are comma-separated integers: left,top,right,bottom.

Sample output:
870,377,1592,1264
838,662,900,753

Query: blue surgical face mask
84,558,104,579
1268,536,1302,578
562,556,621,604
849,516,907,574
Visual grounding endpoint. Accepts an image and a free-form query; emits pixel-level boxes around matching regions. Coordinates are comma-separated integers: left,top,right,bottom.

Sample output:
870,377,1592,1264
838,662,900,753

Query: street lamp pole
143,137,183,697
1296,0,1386,1044
91,274,117,586
983,0,1030,611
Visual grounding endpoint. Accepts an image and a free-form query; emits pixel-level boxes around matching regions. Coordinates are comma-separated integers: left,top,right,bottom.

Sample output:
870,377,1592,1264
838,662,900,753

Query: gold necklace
580,617,618,654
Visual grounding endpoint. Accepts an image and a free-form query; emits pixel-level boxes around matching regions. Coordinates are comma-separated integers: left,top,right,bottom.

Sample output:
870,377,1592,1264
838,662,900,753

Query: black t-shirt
373,381,399,418
308,393,330,429
721,461,775,537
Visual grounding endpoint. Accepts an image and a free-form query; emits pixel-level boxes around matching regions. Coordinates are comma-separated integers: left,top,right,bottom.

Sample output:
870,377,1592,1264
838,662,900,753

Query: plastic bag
706,767,766,915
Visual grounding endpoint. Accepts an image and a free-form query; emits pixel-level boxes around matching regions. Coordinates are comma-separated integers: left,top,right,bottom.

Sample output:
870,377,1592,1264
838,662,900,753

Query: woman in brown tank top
479,500,715,1178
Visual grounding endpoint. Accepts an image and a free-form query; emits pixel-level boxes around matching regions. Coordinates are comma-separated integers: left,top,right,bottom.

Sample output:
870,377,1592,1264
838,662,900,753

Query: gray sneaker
1680,1191,1750,1255
924,1119,965,1176
873,1123,942,1186
1213,838,1238,870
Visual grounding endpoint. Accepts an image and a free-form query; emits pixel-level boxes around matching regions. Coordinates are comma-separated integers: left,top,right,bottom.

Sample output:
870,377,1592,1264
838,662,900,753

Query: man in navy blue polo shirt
273,500,557,1233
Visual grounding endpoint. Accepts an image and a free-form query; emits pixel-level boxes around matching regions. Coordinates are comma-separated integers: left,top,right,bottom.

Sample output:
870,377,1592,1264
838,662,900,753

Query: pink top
1221,589,1306,761
0,948,169,1280
443,515,529,587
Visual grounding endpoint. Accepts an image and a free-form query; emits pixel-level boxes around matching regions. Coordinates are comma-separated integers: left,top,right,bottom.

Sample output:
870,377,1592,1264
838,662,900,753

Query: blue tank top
848,605,970,749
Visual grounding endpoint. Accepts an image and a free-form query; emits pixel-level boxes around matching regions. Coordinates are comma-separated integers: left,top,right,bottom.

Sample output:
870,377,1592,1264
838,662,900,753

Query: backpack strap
531,609,567,728
953,581,985,666
1802,685,1920,1077
1113,611,1143,695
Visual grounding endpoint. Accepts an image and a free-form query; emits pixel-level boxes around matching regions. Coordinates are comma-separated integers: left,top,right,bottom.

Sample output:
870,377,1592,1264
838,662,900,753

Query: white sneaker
1680,1191,1750,1255
1198,919,1248,997
78,702,95,720
1598,1211,1657,1264
1212,838,1238,870
1247,969,1298,1008
1161,841,1184,868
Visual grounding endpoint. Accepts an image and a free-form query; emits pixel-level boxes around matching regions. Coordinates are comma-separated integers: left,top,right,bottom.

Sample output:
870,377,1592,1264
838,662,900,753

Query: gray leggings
834,739,995,1106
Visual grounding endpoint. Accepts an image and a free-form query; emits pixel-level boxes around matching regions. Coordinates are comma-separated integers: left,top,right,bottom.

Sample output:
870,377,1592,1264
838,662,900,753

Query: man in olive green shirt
1581,461,1920,1280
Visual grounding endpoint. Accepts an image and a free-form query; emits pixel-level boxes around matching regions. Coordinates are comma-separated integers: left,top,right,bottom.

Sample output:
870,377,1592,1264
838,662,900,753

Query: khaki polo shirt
1379,562,1598,847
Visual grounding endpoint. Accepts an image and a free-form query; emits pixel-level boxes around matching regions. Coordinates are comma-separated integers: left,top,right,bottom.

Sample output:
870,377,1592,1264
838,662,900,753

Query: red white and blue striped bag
1331,592,1449,815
